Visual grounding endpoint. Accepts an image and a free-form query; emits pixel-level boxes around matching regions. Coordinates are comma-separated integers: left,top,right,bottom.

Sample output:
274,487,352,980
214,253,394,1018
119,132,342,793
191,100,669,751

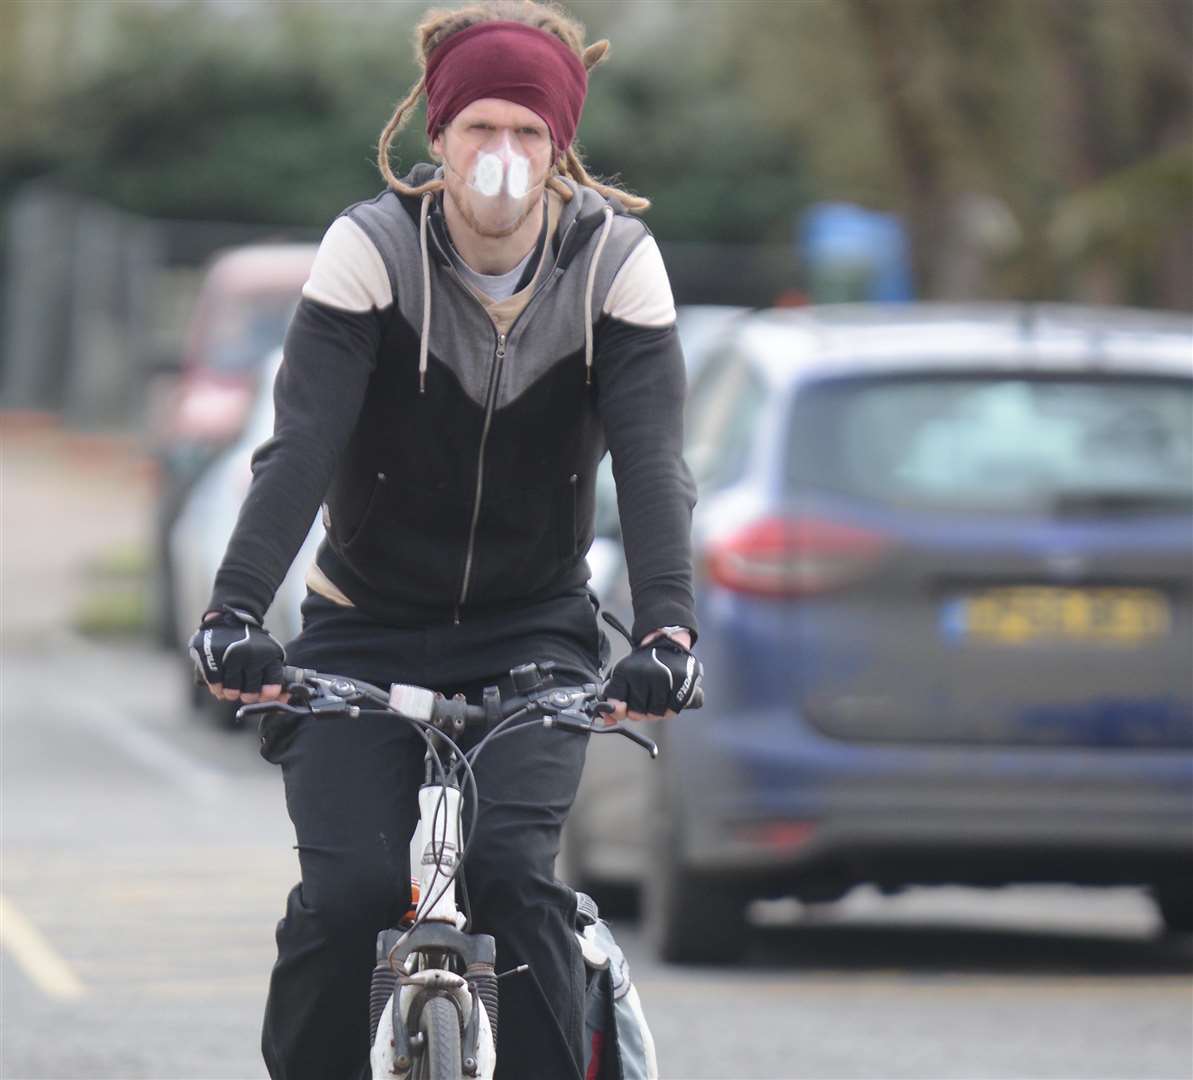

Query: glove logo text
677,655,696,704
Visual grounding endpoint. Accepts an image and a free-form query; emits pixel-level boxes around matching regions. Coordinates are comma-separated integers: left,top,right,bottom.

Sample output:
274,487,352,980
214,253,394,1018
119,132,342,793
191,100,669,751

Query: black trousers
260,588,606,1080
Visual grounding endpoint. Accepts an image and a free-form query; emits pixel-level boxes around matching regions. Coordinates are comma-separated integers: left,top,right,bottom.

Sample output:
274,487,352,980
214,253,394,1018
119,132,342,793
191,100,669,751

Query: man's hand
188,607,286,705
605,627,700,724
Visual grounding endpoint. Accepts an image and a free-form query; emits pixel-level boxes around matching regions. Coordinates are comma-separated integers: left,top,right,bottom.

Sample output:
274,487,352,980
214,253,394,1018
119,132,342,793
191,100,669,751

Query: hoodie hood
392,162,619,392
393,163,621,270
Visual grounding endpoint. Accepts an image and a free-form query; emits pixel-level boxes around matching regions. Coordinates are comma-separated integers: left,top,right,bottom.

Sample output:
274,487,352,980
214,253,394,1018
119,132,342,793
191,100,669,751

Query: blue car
638,303,1193,962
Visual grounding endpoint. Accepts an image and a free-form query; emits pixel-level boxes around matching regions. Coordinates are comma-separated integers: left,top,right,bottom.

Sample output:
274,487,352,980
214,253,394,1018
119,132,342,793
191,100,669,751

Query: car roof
202,243,318,294
731,303,1193,387
676,304,749,331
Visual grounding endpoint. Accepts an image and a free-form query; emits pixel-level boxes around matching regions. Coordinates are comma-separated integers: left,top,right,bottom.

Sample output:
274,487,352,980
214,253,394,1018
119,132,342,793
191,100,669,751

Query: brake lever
544,709,659,758
597,722,659,758
235,700,307,722
235,694,360,725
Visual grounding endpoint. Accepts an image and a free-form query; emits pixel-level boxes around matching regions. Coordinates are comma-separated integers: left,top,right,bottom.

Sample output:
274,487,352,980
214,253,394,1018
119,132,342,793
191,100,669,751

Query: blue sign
797,202,914,303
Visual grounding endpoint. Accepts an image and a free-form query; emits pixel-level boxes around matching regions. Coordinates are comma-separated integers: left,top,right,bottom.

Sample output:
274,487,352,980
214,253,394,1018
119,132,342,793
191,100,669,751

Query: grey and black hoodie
208,164,697,642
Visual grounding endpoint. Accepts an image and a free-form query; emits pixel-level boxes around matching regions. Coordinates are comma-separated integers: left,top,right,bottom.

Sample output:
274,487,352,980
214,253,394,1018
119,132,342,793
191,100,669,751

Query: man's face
433,98,554,239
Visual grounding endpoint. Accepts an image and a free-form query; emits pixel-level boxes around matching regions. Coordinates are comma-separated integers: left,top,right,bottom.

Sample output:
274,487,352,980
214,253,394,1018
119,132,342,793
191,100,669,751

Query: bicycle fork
369,774,497,1079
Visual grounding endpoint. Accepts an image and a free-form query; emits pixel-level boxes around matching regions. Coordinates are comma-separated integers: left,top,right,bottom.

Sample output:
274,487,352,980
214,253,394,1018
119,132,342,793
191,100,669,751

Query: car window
675,306,743,383
198,290,300,376
787,373,1193,514
686,352,767,492
593,455,619,538
594,341,754,538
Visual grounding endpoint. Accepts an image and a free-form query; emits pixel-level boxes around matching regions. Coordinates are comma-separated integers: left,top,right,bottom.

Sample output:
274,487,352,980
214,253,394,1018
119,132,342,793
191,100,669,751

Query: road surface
3,637,1191,1080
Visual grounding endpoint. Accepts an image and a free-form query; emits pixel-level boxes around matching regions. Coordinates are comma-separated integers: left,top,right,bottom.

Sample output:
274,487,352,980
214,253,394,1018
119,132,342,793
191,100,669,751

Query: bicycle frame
371,735,497,1080
239,661,676,1080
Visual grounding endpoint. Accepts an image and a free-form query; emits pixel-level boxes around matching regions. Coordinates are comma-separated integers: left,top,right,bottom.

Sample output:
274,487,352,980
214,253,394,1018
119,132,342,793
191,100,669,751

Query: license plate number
945,586,1171,646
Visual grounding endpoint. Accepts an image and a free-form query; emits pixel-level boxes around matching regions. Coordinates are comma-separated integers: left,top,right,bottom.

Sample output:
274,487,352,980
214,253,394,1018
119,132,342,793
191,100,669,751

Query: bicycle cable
453,705,532,780
401,717,477,937
355,707,481,938
309,670,601,946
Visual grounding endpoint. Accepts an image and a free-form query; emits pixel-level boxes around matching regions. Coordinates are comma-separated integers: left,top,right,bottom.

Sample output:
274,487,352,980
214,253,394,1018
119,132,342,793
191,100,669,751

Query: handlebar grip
281,665,313,685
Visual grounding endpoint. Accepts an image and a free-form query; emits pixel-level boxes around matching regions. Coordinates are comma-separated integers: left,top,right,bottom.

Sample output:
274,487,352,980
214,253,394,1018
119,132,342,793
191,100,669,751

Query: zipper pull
496,333,507,359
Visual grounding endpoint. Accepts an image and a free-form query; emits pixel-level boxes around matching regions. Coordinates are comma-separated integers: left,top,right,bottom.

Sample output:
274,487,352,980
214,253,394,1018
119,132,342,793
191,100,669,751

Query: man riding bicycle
189,3,701,1078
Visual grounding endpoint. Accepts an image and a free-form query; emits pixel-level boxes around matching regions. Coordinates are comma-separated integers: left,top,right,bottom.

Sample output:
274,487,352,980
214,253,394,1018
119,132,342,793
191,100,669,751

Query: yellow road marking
0,893,86,1000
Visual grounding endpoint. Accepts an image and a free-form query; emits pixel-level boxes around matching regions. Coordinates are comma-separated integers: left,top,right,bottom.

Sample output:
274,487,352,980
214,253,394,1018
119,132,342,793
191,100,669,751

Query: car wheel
558,805,590,888
153,476,191,651
643,767,745,965
1153,884,1193,936
152,541,181,650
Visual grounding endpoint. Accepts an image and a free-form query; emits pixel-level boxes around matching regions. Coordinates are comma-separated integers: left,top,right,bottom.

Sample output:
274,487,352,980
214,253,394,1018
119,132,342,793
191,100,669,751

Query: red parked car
150,243,316,646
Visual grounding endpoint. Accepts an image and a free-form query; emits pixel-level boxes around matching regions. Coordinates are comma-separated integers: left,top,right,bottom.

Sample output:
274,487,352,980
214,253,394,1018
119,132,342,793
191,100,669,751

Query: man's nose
479,129,521,157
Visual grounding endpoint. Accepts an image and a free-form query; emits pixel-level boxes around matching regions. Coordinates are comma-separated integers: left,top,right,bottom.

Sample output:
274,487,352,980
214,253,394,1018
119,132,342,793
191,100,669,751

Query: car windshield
198,290,300,376
685,354,767,492
788,373,1193,515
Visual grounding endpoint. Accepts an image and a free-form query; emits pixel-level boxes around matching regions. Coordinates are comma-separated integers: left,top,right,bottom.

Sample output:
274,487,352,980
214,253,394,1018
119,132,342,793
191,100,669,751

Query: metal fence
0,184,316,430
0,183,798,432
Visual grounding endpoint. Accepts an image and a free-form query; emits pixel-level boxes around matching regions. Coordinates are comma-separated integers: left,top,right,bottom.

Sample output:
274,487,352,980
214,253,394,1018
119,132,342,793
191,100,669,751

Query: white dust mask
446,127,546,238
471,144,532,200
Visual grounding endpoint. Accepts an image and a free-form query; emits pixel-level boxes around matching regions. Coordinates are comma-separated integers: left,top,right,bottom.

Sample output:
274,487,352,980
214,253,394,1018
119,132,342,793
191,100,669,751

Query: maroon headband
425,21,588,153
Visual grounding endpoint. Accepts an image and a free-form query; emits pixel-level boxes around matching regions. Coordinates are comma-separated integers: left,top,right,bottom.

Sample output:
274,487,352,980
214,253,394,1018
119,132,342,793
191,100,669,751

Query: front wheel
415,994,462,1080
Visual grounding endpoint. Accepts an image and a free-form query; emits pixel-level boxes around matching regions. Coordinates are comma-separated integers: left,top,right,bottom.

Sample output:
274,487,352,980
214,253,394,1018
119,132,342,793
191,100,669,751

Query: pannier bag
575,892,658,1080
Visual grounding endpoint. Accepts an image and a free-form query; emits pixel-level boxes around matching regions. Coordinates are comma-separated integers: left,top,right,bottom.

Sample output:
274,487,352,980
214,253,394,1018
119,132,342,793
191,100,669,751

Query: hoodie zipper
455,328,506,621
441,215,583,623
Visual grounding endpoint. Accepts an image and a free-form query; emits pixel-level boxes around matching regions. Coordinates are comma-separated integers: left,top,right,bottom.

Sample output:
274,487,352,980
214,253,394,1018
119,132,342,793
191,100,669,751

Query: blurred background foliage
0,0,1190,306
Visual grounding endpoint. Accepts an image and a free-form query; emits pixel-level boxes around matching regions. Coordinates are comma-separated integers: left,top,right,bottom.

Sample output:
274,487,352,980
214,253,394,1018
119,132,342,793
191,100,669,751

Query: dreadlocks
376,0,649,212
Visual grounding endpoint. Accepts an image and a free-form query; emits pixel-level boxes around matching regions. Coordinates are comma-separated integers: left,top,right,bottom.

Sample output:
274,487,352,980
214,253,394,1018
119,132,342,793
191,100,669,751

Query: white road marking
0,893,86,1000
48,689,228,804
5,633,231,803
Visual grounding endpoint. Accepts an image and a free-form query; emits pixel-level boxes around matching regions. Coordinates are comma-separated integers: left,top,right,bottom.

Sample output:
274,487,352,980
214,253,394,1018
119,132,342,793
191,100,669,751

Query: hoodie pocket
338,472,473,606
466,475,582,605
558,473,579,559
341,472,389,550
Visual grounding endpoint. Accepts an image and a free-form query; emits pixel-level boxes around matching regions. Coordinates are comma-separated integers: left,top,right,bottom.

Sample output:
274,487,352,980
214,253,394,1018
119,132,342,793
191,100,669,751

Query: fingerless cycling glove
605,636,703,716
188,606,285,694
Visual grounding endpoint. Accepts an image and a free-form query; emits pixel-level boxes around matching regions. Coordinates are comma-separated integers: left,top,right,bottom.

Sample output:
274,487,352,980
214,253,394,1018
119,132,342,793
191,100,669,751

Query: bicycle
238,658,693,1080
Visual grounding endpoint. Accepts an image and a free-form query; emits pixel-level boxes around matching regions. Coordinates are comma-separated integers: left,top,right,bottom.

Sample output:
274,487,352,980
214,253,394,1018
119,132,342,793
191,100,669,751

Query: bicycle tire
415,994,462,1080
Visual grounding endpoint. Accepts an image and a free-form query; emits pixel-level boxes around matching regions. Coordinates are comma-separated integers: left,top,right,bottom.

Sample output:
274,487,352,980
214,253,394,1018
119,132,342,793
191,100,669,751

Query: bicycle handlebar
236,661,694,757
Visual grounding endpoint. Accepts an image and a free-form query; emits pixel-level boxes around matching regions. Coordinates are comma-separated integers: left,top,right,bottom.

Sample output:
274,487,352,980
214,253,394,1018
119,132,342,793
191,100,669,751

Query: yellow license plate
956,586,1171,646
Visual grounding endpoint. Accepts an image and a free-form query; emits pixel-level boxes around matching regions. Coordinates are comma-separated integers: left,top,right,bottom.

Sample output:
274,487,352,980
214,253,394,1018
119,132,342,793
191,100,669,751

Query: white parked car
562,306,747,900
172,348,323,722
